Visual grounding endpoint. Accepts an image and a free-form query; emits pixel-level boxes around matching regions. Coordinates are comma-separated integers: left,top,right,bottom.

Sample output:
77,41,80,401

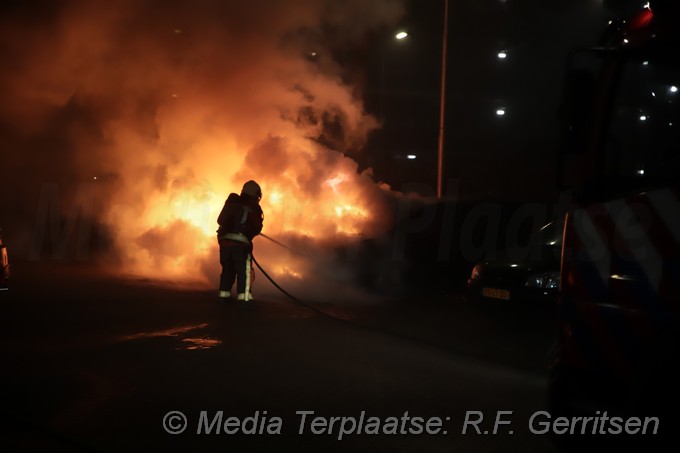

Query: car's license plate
482,287,510,300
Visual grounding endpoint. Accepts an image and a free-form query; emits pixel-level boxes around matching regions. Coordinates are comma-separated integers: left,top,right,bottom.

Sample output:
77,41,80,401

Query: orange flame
106,135,391,284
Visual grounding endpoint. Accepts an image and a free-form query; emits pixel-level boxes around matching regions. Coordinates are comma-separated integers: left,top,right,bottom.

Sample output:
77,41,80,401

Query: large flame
0,1,406,285
111,139,392,283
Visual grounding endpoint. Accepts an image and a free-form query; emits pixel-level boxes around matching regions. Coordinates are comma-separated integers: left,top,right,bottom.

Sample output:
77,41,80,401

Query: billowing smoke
0,0,407,295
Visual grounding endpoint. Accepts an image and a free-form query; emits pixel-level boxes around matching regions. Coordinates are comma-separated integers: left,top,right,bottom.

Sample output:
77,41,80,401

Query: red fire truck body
551,0,680,444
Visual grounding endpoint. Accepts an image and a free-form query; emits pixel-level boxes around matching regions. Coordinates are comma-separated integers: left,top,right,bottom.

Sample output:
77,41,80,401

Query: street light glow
497,51,507,59
395,31,408,40
496,108,506,116
670,85,678,93
407,154,417,160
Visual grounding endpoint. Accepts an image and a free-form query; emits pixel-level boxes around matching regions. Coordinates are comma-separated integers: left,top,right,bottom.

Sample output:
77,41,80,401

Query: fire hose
258,233,311,259
252,233,334,318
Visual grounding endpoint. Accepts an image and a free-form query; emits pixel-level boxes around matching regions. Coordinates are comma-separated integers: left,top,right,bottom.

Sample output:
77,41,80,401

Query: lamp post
379,31,409,121
437,0,449,198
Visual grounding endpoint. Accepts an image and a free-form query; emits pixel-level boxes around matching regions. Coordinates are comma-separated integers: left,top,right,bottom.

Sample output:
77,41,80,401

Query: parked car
0,227,9,290
466,220,562,304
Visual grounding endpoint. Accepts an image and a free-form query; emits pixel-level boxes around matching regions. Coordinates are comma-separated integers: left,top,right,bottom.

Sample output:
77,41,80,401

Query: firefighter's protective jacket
216,193,263,244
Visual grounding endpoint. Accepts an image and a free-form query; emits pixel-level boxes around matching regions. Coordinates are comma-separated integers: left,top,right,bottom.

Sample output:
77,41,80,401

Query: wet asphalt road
0,263,559,452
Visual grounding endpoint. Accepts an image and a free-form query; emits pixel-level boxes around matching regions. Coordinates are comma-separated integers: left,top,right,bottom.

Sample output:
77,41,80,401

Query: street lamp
379,30,409,121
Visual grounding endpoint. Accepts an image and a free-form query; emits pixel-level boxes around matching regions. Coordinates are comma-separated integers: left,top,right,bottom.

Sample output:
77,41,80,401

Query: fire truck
550,0,679,446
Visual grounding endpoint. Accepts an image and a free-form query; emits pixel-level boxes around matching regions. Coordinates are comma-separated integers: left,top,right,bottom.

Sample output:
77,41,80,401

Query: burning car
466,220,562,304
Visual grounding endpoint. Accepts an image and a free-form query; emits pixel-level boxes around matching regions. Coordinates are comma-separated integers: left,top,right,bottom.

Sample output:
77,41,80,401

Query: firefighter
216,180,264,301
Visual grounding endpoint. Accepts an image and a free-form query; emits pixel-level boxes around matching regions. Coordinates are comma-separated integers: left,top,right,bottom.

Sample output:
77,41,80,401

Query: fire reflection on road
122,323,222,350
180,337,222,350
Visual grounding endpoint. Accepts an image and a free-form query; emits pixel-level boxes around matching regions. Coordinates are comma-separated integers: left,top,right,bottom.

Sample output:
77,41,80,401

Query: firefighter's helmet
241,180,262,199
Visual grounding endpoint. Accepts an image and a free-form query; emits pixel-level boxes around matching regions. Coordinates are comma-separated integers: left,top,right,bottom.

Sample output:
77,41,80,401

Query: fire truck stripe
647,188,680,244
606,200,663,292
565,216,629,375
573,209,610,286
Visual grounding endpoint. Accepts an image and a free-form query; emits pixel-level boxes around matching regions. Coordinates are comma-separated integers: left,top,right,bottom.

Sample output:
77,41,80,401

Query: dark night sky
359,0,621,201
